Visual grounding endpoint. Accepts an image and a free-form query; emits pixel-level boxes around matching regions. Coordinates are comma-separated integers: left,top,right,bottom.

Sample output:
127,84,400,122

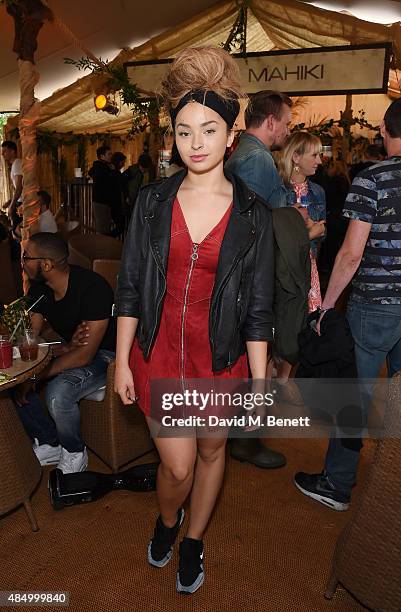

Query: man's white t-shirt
10,158,23,202
38,209,58,233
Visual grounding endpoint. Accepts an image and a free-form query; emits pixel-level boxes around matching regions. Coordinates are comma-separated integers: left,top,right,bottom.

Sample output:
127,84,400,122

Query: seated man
37,190,57,233
16,232,115,473
15,190,57,240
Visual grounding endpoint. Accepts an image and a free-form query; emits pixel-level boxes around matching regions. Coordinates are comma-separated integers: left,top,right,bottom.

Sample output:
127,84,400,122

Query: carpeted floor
0,437,373,612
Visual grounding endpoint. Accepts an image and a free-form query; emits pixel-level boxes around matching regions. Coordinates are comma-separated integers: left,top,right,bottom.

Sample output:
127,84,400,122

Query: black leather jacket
115,169,274,371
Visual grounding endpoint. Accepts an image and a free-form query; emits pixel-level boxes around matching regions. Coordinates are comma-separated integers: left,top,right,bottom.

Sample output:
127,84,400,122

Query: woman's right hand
114,363,136,405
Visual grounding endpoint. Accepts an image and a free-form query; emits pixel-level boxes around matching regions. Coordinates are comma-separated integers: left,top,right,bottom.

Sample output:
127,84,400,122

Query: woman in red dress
114,47,274,594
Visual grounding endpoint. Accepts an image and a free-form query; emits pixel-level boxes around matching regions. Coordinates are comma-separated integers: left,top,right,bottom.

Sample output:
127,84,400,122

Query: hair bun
161,46,244,112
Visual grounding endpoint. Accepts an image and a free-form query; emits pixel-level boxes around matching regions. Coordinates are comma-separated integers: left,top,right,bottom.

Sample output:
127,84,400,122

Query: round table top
0,346,51,391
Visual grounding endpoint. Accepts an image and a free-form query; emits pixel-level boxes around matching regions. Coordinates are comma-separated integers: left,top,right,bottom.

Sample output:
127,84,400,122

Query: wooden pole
18,59,41,240
5,0,53,241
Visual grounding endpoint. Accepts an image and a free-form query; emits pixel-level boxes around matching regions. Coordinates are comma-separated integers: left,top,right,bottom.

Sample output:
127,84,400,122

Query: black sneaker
147,508,185,567
294,472,350,512
176,537,204,594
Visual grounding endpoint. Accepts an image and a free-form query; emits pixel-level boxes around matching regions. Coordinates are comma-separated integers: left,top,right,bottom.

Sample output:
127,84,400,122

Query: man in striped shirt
294,98,401,511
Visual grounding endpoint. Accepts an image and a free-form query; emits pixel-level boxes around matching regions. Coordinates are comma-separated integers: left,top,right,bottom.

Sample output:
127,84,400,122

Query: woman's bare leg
186,436,227,539
150,431,197,527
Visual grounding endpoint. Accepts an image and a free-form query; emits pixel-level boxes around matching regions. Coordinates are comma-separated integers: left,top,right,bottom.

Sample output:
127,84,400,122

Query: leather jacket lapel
147,170,256,281
146,170,186,275
214,172,257,295
213,209,256,299
147,197,174,277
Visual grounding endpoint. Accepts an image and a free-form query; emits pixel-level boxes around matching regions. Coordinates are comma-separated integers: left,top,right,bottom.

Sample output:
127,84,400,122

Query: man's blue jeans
16,350,115,453
14,389,58,446
325,299,401,494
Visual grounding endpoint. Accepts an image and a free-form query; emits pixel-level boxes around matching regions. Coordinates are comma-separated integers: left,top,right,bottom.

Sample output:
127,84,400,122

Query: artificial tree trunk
6,0,53,240
18,59,41,239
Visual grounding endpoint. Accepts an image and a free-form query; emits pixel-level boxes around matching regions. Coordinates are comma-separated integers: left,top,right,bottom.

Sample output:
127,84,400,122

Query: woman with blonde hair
276,131,326,386
114,46,274,593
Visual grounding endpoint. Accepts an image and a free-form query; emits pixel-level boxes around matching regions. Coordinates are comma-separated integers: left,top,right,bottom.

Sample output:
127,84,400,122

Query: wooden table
0,346,51,531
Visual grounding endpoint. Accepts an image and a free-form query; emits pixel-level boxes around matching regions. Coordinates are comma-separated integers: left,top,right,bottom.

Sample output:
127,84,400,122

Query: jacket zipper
227,289,242,372
180,243,198,385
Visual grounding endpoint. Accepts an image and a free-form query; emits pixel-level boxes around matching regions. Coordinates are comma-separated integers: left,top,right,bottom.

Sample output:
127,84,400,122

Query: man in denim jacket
225,90,292,209
225,91,292,469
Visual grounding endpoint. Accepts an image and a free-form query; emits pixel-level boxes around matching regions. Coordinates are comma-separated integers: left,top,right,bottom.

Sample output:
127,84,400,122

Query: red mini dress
129,197,249,417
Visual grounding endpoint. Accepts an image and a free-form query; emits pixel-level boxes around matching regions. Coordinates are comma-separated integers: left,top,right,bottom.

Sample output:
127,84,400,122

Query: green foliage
0,297,31,336
64,56,151,134
0,114,9,130
7,127,127,185
292,110,380,149
0,112,16,136
11,127,127,149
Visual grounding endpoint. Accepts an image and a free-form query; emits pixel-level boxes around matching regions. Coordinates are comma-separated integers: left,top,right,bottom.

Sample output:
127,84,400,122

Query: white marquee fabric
4,0,401,134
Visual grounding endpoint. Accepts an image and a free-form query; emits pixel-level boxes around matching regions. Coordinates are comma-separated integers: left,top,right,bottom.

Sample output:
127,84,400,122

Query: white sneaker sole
293,478,349,512
57,454,88,474
36,456,61,466
148,509,185,568
176,569,205,594
58,462,88,475
33,446,62,466
147,544,172,568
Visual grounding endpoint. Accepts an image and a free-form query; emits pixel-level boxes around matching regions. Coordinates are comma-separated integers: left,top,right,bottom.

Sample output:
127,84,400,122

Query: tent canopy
0,0,219,112
4,0,401,133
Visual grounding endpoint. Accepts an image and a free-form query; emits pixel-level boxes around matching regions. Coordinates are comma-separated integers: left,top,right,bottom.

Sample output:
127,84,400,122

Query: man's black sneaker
147,508,185,567
176,537,204,594
294,471,350,512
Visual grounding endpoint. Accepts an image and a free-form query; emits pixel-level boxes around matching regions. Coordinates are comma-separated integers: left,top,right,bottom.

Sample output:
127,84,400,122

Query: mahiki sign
125,43,391,97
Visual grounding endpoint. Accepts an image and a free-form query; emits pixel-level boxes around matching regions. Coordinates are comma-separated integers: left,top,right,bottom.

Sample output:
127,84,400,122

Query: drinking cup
18,331,39,362
0,335,13,369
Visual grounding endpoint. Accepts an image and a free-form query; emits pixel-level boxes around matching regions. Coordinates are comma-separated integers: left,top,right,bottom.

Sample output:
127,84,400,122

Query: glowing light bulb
94,94,107,110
